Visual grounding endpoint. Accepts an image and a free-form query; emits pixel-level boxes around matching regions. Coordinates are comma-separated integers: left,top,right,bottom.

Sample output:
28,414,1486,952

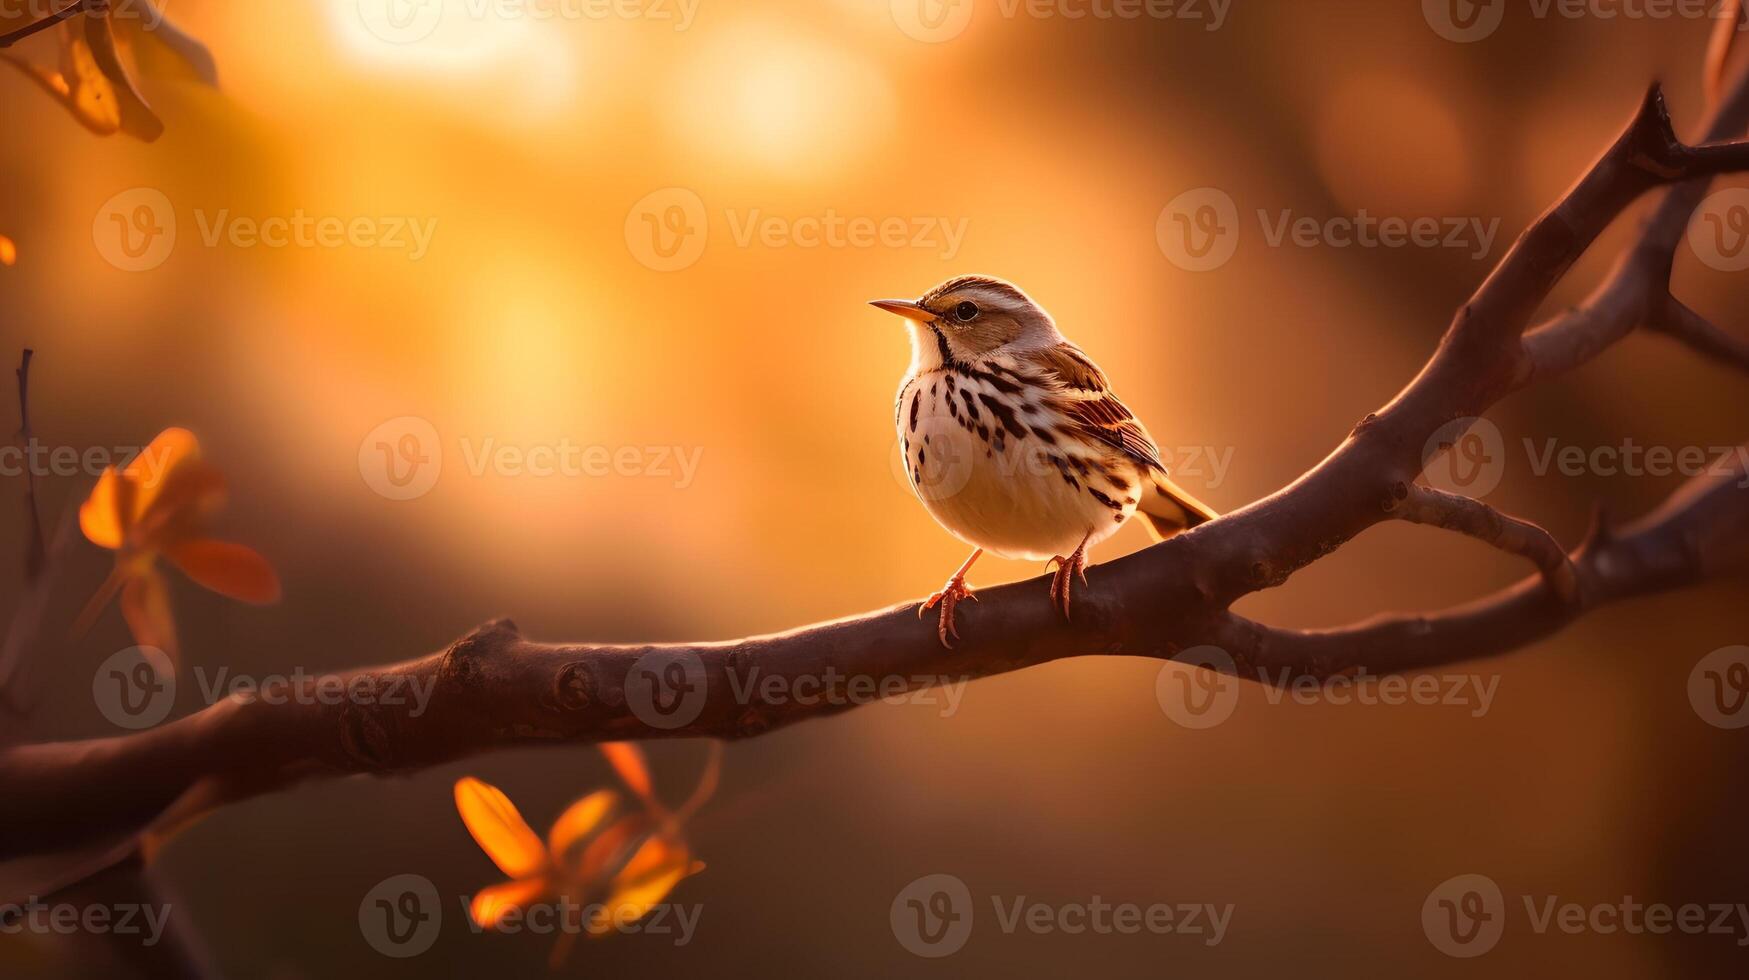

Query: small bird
873,275,1218,647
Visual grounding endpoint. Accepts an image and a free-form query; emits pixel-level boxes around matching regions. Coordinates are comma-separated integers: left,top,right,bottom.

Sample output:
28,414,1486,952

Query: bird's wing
1023,343,1168,474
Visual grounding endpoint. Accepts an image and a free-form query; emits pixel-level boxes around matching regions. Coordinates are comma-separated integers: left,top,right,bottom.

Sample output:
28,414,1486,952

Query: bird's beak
869,299,937,323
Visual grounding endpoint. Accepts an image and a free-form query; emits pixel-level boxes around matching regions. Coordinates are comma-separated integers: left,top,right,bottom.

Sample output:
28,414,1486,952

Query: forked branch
3,71,1748,860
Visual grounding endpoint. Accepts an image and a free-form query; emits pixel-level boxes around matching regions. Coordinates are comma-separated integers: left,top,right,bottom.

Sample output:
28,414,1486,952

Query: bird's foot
919,575,978,648
1045,538,1091,621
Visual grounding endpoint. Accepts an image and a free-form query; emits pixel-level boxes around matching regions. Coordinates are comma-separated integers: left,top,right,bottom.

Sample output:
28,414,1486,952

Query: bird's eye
954,301,979,322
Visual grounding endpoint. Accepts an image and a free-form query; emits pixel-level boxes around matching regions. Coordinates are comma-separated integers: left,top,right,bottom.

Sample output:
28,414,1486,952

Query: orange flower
0,233,15,266
75,427,280,661
455,742,721,967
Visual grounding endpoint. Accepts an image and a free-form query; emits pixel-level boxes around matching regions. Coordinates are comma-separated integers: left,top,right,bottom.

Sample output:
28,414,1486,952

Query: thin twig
0,0,95,49
1389,484,1579,603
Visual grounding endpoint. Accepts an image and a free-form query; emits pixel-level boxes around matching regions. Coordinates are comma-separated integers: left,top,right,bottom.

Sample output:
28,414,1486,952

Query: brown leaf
1,10,163,140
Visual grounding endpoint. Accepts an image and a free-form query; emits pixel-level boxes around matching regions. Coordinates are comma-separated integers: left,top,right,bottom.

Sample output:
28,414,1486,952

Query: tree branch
4,76,1749,861
1649,296,1749,374
1387,484,1579,602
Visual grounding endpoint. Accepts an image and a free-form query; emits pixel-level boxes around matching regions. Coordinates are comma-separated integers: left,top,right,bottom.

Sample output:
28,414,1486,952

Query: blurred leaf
599,741,657,809
80,467,126,549
546,788,619,861
1,1,215,141
163,539,281,604
454,777,547,880
469,875,549,929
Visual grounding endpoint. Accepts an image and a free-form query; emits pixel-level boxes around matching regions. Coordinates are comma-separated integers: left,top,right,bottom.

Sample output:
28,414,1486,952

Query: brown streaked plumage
871,275,1219,647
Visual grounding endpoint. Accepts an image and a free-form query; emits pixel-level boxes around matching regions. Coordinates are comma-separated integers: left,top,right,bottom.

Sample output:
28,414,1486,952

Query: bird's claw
920,577,977,648
1046,545,1090,621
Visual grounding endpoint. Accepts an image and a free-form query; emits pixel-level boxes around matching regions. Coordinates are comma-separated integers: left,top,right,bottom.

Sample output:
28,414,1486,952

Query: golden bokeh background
2,0,1748,975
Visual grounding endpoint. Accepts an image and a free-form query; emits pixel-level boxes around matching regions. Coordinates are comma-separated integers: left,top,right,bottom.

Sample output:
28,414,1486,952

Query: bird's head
870,275,1061,363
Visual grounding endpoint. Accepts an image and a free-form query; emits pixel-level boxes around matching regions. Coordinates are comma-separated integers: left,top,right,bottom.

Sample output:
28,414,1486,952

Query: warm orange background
2,0,1748,976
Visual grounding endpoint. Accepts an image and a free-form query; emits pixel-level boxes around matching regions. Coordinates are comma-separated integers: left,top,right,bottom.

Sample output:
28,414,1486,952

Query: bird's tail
1138,473,1219,542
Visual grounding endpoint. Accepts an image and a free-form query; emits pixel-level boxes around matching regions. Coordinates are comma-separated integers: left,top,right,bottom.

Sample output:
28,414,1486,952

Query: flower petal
454,777,547,880
164,539,281,604
547,789,619,862
599,742,659,811
588,837,696,939
80,466,127,549
125,428,205,520
120,567,177,660
469,876,549,930
570,812,654,884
